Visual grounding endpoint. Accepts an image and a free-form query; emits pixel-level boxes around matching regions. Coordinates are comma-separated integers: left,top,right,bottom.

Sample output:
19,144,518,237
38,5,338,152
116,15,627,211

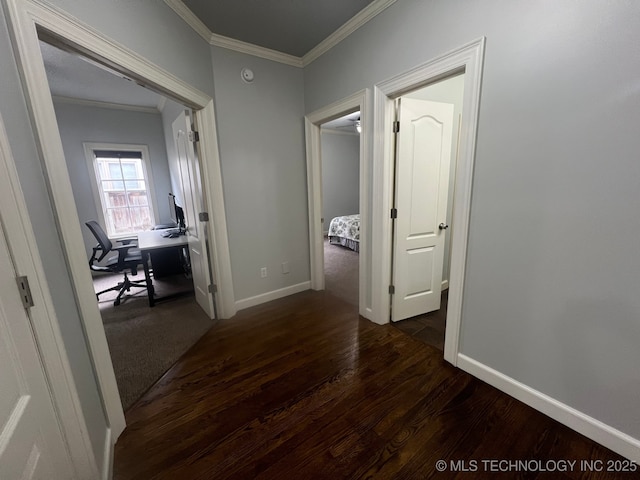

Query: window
84,143,157,237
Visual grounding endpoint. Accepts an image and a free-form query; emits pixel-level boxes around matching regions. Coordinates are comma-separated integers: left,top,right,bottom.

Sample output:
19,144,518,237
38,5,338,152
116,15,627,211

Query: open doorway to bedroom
305,90,368,318
320,111,361,308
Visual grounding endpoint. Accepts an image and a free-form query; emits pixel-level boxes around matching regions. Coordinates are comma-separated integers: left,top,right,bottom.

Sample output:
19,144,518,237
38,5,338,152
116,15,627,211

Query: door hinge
389,285,395,295
390,208,397,219
16,276,34,309
393,121,400,133
199,211,209,222
208,284,217,293
188,130,200,142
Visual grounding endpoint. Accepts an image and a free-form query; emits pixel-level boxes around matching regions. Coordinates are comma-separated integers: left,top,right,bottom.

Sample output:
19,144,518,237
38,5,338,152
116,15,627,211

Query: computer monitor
168,193,186,233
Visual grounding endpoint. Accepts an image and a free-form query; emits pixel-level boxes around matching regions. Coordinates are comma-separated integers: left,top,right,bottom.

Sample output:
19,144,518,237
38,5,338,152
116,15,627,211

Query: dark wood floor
114,290,633,479
393,291,448,350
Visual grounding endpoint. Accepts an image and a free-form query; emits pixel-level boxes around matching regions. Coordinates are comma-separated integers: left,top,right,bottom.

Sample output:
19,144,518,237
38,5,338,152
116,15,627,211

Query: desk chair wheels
95,272,147,306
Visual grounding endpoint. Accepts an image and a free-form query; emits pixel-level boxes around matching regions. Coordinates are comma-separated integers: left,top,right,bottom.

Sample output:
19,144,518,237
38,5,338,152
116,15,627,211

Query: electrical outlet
282,261,290,274
260,267,267,278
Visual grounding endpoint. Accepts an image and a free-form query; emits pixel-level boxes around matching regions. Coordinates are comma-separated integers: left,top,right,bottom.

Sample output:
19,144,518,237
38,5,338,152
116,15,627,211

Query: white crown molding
164,0,396,68
164,0,302,67
209,33,303,68
164,0,212,43
321,127,359,136
52,95,160,114
302,0,397,66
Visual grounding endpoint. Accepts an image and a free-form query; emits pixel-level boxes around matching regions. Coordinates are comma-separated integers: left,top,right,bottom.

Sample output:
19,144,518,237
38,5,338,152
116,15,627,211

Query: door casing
372,37,485,365
4,0,236,448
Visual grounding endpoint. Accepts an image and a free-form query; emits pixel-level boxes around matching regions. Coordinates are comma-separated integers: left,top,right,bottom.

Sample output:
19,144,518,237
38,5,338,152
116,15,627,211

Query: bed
328,214,360,252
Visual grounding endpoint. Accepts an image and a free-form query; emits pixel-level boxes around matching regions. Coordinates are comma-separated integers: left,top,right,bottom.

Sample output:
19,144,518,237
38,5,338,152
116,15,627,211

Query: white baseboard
361,306,374,321
441,279,449,290
235,281,311,311
102,428,113,480
457,354,640,462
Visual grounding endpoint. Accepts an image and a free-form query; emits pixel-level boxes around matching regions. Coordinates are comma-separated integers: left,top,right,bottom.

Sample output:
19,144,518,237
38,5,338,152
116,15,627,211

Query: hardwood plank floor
113,290,634,479
393,290,448,350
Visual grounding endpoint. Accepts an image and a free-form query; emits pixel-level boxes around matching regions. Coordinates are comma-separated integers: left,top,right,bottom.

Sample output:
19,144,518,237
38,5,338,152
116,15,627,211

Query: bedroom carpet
323,236,358,308
93,273,215,410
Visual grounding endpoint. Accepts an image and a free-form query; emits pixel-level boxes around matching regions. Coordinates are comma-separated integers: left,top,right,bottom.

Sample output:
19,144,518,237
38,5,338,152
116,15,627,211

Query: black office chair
85,220,147,306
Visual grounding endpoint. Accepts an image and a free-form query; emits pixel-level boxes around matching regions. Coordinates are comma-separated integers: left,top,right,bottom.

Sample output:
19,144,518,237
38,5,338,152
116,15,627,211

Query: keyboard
161,229,180,238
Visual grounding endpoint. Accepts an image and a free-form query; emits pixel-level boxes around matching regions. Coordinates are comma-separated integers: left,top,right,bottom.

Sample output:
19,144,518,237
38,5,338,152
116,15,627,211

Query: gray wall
321,132,360,231
49,0,215,99
211,46,309,301
406,73,465,284
304,0,640,441
53,102,173,257
1,0,217,468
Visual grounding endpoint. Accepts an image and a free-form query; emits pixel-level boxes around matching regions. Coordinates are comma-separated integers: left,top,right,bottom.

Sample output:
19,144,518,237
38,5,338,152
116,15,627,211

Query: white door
172,110,216,318
391,99,454,322
0,221,75,479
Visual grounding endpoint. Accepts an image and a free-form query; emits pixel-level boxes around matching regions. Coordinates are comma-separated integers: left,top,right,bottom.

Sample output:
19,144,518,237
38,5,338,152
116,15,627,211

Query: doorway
320,111,361,308
371,38,485,364
390,74,465,350
6,0,235,443
305,90,369,318
38,38,216,411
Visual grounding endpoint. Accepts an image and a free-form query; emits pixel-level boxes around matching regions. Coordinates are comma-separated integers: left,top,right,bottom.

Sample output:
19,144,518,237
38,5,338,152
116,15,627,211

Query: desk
137,230,189,307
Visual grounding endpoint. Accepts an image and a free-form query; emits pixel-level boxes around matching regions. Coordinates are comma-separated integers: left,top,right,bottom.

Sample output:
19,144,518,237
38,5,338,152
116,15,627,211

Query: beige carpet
324,237,359,307
94,273,214,410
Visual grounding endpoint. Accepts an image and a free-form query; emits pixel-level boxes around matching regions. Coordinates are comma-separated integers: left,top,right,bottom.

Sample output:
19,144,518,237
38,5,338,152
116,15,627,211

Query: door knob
439,223,449,230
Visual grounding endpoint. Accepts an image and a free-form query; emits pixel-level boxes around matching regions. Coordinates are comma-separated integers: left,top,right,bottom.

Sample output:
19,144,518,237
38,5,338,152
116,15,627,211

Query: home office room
39,38,214,411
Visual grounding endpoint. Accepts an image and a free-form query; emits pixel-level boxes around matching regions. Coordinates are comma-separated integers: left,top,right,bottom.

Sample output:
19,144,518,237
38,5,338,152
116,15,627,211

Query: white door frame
0,111,98,476
4,0,236,443
372,38,485,364
305,89,371,319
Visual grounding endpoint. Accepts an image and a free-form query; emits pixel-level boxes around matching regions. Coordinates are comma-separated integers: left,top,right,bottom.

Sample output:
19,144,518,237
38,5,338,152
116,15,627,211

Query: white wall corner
457,354,640,463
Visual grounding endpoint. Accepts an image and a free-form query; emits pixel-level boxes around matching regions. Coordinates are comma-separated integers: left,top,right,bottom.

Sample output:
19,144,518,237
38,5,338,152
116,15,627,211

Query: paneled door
391,99,454,321
0,219,74,478
172,110,216,318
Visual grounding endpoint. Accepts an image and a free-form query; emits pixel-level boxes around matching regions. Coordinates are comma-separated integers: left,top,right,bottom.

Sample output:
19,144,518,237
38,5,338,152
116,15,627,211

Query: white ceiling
322,111,361,133
183,0,376,57
40,41,163,109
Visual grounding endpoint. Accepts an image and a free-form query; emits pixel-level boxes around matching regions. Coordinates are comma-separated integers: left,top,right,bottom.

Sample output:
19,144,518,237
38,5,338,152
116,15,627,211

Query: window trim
83,142,158,239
